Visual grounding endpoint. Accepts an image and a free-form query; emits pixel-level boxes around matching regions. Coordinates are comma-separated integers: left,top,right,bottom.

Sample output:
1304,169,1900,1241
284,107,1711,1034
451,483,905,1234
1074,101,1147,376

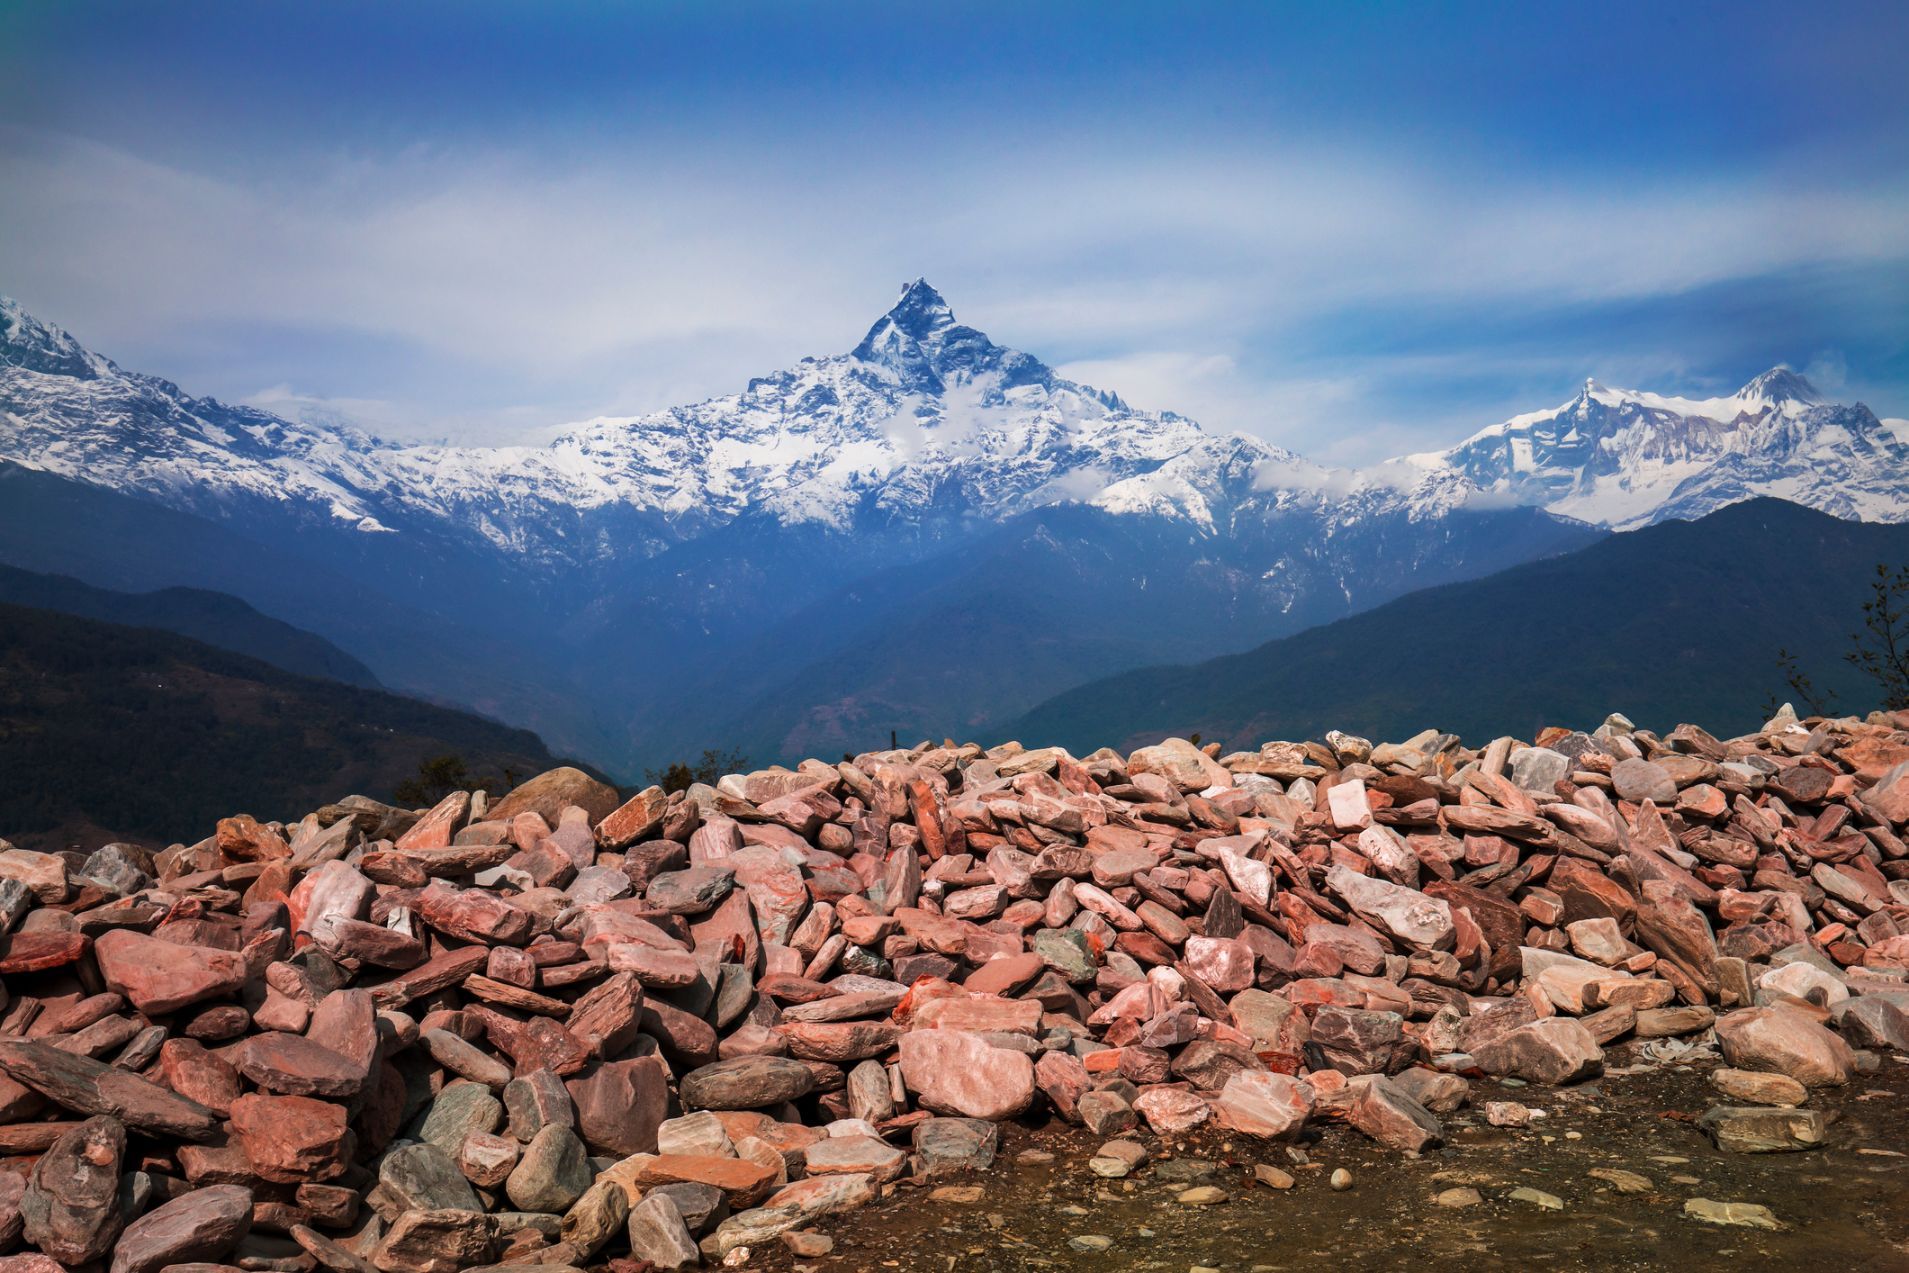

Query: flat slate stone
679,1056,816,1110
0,1040,220,1140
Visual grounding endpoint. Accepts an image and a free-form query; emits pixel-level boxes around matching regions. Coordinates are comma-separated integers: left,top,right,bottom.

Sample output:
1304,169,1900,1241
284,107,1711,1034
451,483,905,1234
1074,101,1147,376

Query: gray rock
1612,758,1677,804
557,1179,628,1261
417,1080,503,1151
81,844,151,895
1697,1105,1831,1153
1510,747,1571,793
627,1192,700,1270
504,1069,576,1141
1392,1067,1469,1114
846,1058,895,1124
645,866,736,914
22,1115,125,1264
912,1117,999,1177
506,1124,593,1213
1685,1198,1783,1229
378,1142,483,1213
679,1054,816,1110
647,1182,726,1235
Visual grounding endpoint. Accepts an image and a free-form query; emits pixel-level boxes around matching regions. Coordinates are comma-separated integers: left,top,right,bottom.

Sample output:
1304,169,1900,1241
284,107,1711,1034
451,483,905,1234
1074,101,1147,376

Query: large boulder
898,1031,1035,1121
1469,1018,1603,1085
1715,1005,1853,1087
487,767,621,827
1212,1071,1312,1140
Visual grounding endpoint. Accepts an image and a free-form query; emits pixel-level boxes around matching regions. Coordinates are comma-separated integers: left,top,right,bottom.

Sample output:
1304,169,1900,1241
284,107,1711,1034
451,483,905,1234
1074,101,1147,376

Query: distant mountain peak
1736,366,1821,406
0,295,113,380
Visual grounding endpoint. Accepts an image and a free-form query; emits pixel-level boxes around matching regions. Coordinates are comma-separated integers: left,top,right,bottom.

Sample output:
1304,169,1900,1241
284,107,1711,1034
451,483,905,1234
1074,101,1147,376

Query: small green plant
1775,562,1909,717
645,747,750,794
393,753,516,807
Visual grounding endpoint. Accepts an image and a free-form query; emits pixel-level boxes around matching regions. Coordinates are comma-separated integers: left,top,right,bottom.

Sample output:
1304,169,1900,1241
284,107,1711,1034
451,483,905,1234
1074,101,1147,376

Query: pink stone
897,1030,1035,1121
1213,1071,1313,1139
1182,935,1255,993
1132,1086,1210,1134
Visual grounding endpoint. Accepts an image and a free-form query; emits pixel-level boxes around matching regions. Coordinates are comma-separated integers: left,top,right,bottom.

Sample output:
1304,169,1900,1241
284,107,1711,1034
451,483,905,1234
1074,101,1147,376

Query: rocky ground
0,707,1906,1272
769,1058,1909,1272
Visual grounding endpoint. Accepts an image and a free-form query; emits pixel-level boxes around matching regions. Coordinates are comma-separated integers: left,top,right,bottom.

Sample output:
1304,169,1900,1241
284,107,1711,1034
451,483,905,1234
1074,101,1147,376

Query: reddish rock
392,790,471,851
627,1153,778,1206
1715,1004,1854,1087
1133,1086,1210,1134
230,1092,353,1182
0,930,87,974
0,1040,220,1139
567,1056,671,1157
963,951,1045,996
1213,1071,1313,1139
1309,1006,1412,1076
236,1033,364,1098
565,971,646,1058
778,1020,901,1063
1470,1018,1604,1085
108,1183,253,1273
598,785,671,848
157,1039,242,1115
417,883,534,945
1348,1075,1444,1152
93,929,249,1015
216,813,291,861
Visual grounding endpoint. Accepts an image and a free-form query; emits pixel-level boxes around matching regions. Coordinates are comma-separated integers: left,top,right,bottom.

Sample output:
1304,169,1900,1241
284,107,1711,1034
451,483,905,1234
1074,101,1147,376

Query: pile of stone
2,705,1908,1271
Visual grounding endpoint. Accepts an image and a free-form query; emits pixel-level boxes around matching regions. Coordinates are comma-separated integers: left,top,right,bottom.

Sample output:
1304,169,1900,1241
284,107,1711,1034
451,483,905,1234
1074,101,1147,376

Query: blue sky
2,1,1904,460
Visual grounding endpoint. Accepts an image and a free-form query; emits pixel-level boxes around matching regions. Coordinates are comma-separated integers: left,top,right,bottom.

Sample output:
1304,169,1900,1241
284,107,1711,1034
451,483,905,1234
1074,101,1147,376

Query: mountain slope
0,602,575,851
0,461,584,751
693,500,1601,763
1006,499,1909,753
0,563,381,686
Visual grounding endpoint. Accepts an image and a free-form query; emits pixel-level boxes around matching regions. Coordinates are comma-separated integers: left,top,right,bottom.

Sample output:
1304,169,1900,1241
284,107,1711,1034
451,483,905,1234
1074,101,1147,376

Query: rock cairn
2,708,1908,1271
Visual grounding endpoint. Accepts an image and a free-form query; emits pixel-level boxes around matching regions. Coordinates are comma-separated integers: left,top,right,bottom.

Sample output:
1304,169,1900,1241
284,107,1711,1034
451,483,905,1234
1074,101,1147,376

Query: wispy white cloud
1,122,1903,456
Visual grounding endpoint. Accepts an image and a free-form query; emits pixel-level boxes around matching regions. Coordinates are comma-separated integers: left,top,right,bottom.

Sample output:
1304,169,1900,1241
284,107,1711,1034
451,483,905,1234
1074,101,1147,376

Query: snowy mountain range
1,281,1902,773
1410,367,1909,529
0,282,1468,567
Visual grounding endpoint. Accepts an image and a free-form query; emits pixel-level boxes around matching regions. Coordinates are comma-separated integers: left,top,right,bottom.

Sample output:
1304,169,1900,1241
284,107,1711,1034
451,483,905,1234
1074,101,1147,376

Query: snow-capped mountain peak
864,278,957,345
1733,366,1821,412
1,295,117,380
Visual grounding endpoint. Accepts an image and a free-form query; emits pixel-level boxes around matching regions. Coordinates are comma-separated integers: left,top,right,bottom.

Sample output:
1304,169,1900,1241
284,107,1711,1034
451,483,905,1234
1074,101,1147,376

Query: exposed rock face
0,709,1906,1269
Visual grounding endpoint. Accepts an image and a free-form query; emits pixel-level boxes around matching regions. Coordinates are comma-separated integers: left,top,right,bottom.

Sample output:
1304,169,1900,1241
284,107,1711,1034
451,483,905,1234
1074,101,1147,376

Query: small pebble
1177,1186,1227,1206
1510,1186,1565,1211
1330,1168,1354,1191
782,1231,833,1257
1254,1164,1296,1190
